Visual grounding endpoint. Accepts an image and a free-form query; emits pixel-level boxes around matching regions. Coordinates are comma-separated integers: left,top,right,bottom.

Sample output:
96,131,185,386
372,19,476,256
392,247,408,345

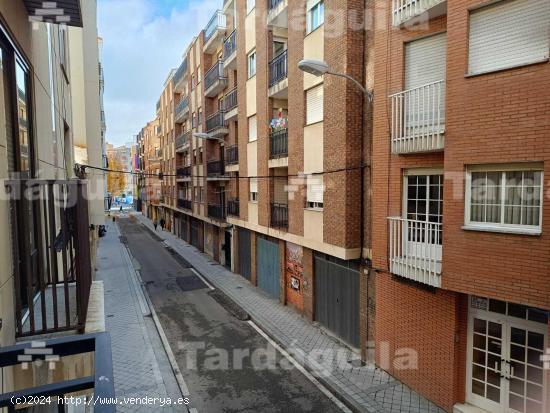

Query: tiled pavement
96,221,186,412
135,214,447,413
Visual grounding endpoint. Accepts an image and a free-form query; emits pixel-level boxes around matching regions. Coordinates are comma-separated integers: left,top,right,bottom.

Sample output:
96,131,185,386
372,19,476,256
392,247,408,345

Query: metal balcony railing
269,49,288,87
178,198,192,210
271,203,288,229
207,160,225,176
205,60,226,92
227,199,240,217
208,204,226,220
206,111,227,133
4,179,92,338
222,87,238,112
270,128,288,159
204,10,227,44
177,166,192,178
176,131,191,150
390,80,445,154
392,0,446,25
268,0,284,10
156,99,161,113
388,217,442,287
175,96,189,120
226,145,239,165
224,29,237,59
173,58,188,87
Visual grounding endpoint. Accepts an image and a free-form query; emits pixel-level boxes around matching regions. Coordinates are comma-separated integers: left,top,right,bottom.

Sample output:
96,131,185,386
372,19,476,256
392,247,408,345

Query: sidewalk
135,214,446,413
95,221,186,412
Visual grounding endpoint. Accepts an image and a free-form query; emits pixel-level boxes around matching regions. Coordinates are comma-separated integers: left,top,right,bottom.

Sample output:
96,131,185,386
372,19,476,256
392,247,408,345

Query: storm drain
176,275,208,292
208,289,250,321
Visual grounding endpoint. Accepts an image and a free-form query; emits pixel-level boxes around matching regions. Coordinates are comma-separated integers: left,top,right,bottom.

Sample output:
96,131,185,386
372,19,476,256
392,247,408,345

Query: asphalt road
118,218,342,413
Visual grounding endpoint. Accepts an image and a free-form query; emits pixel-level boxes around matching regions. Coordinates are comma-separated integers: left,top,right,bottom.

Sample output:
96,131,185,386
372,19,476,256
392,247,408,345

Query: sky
98,0,219,146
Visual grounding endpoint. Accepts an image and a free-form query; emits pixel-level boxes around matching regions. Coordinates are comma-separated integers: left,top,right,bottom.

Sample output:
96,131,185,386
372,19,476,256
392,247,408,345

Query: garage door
190,218,201,250
257,237,280,299
238,228,251,280
315,255,360,347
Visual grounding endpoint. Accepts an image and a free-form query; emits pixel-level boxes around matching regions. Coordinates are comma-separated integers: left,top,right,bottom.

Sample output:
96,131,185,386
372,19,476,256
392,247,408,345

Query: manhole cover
176,275,207,292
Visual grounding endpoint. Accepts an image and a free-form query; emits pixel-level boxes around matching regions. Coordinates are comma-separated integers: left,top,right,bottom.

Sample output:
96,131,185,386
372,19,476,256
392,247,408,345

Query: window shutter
249,178,258,193
469,0,550,75
307,175,324,203
405,33,446,89
306,84,323,125
248,115,257,141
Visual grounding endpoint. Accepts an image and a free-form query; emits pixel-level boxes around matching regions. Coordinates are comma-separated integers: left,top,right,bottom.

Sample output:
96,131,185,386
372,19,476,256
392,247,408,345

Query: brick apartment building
372,0,550,411
139,118,162,220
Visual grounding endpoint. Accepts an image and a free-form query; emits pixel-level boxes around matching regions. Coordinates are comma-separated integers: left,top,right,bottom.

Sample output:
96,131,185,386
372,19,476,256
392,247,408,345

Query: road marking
190,268,215,290
247,320,353,413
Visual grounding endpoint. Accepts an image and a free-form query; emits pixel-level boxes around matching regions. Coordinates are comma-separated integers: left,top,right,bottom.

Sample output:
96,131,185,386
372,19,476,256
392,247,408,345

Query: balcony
206,111,229,138
204,10,227,53
392,0,447,26
268,50,288,98
22,0,83,26
4,180,92,337
270,128,288,159
175,96,190,123
224,29,237,70
175,130,191,152
178,198,193,210
204,60,228,97
388,217,442,288
270,203,289,229
267,0,288,27
207,160,229,180
226,144,239,165
174,58,188,93
390,80,445,154
156,99,161,114
227,199,240,217
208,204,227,221
176,166,192,180
222,86,238,121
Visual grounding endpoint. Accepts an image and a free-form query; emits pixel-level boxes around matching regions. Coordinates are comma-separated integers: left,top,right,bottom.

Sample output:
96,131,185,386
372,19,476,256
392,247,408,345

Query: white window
249,178,258,202
248,115,257,142
247,51,256,78
306,84,323,125
465,167,543,233
306,175,324,210
246,0,255,14
468,0,550,75
307,0,324,34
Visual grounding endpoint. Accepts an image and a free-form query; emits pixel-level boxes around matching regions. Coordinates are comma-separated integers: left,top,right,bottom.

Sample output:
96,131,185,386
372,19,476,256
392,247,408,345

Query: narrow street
117,217,343,413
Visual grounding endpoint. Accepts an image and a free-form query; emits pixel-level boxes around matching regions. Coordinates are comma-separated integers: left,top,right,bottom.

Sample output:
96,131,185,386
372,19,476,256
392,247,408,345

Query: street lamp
193,132,224,143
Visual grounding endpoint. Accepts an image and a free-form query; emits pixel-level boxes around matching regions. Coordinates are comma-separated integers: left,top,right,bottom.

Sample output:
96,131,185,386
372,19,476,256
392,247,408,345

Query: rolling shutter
405,33,446,89
469,0,550,75
249,178,258,193
307,175,324,203
248,115,257,141
306,84,323,125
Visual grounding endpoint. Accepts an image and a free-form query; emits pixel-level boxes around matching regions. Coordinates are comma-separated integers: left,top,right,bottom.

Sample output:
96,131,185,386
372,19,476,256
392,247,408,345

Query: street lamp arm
326,71,368,95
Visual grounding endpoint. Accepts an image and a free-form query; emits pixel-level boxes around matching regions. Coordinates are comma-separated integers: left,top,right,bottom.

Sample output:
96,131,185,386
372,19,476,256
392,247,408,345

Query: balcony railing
204,60,227,95
269,50,288,87
206,111,228,133
271,203,288,229
388,217,442,287
4,179,92,337
270,128,288,159
222,87,238,112
208,204,226,220
224,29,237,60
268,0,284,10
226,144,239,165
175,96,189,121
227,199,240,217
392,0,447,26
178,198,192,210
390,80,445,154
173,58,188,88
177,166,192,178
207,160,225,176
176,131,191,150
204,10,227,44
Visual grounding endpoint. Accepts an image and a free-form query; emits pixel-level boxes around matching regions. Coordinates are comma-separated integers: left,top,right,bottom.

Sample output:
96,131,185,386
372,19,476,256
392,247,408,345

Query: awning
22,0,83,27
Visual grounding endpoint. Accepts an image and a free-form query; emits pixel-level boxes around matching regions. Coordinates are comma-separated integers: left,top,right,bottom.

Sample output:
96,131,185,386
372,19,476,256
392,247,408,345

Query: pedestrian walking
160,218,165,231
153,219,158,231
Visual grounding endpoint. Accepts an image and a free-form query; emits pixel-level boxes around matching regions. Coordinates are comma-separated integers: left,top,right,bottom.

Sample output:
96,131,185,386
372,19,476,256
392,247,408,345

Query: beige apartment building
0,0,109,408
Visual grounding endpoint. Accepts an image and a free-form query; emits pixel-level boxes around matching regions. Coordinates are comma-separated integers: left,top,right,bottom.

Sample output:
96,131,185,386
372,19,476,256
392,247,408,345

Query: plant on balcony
270,107,288,131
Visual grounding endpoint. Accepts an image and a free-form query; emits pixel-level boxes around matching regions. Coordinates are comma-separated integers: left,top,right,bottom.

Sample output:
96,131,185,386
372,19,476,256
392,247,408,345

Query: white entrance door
467,306,547,412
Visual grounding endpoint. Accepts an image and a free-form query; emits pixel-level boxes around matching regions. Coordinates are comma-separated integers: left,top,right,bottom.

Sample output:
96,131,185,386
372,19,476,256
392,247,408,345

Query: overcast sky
98,0,218,147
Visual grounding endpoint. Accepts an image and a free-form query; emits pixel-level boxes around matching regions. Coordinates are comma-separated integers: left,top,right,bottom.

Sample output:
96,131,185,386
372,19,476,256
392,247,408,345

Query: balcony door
402,173,443,261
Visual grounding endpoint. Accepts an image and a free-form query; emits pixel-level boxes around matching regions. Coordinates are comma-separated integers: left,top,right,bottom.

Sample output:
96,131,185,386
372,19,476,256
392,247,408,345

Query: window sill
465,58,549,78
305,207,323,212
462,225,541,236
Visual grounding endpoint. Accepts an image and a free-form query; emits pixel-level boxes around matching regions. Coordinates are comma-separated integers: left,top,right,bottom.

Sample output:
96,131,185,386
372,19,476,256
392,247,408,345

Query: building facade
372,0,550,412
